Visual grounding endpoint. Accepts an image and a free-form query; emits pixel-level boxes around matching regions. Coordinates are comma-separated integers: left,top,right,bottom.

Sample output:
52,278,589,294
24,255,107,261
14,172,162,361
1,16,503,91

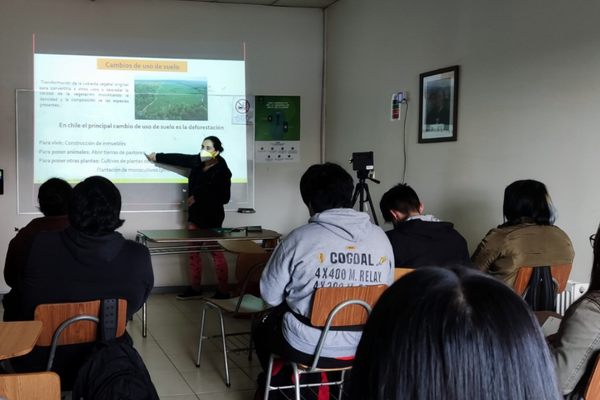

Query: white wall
0,0,323,291
326,0,600,282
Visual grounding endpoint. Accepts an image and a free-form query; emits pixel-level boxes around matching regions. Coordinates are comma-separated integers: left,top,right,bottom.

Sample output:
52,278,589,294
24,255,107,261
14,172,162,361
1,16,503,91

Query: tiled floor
129,293,259,400
0,294,259,400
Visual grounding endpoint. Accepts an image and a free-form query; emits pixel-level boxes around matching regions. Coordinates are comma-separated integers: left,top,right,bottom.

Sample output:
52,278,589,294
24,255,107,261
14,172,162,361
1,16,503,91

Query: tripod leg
363,184,379,226
359,182,365,212
351,184,361,208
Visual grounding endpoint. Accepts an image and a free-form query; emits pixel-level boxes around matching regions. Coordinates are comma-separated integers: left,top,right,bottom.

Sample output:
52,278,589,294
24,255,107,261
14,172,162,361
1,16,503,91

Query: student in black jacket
379,183,471,269
14,176,154,389
146,136,232,300
3,178,72,321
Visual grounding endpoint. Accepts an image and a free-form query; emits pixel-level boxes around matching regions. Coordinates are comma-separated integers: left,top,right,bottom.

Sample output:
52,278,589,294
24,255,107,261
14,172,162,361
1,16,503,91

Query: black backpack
71,300,159,400
523,266,557,312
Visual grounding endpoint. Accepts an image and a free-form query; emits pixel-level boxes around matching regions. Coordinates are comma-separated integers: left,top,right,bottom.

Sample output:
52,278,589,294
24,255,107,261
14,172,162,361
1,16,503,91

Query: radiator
556,280,590,315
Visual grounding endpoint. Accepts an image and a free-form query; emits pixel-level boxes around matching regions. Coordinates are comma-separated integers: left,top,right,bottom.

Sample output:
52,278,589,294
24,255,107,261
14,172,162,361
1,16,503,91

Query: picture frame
418,65,459,143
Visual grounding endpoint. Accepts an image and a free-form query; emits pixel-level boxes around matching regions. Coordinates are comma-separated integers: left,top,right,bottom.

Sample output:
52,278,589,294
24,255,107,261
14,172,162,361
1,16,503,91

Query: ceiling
184,0,341,8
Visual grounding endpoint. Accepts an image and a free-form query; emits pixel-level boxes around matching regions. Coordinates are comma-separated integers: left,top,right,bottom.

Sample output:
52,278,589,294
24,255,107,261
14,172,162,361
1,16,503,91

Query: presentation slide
35,54,247,183
21,52,254,212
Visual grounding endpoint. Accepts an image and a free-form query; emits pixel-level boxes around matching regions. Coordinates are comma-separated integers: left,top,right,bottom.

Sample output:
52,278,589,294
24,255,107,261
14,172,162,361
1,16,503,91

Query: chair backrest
34,300,127,346
218,239,268,254
234,252,272,283
585,355,600,400
393,268,414,282
310,285,388,328
513,264,572,296
0,372,61,399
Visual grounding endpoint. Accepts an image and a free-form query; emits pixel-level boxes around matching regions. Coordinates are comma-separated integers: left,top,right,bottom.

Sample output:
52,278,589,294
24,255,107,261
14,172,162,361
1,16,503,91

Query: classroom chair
393,268,414,282
34,299,127,371
196,250,272,387
264,284,388,400
513,264,572,297
585,354,600,400
0,371,61,399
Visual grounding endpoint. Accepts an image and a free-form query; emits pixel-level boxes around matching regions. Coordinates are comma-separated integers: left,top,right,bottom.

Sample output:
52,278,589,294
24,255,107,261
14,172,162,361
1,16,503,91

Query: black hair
38,178,73,216
299,163,354,213
203,136,224,153
68,176,125,236
502,179,555,226
589,223,600,291
379,183,421,223
351,267,562,400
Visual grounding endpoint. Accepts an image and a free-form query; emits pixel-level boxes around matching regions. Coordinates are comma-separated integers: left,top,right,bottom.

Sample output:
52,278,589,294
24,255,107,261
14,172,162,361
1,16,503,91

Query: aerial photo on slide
134,78,208,121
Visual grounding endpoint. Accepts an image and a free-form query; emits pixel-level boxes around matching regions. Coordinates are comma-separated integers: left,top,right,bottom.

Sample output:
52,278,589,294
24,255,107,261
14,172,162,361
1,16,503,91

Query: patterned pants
188,223,229,293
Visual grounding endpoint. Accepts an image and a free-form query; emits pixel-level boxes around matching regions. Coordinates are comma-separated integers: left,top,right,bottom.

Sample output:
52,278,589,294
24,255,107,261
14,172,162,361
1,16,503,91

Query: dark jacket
13,226,154,389
156,153,232,228
3,215,69,321
386,215,471,269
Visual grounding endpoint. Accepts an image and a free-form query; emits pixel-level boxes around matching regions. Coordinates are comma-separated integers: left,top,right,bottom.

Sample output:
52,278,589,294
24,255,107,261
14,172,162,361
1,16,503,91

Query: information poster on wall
254,95,300,163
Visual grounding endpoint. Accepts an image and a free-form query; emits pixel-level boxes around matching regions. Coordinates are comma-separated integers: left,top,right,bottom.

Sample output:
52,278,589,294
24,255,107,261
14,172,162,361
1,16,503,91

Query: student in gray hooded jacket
252,163,394,393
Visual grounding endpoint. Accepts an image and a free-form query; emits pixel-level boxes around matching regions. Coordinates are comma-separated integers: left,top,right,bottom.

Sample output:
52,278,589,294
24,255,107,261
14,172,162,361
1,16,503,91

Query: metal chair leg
291,363,301,400
264,353,275,400
216,308,231,387
339,369,346,400
196,304,208,367
248,315,254,360
142,302,147,338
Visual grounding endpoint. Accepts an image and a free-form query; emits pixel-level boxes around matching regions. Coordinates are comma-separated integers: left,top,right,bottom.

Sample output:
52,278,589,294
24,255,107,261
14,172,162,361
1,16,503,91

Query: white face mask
200,150,215,162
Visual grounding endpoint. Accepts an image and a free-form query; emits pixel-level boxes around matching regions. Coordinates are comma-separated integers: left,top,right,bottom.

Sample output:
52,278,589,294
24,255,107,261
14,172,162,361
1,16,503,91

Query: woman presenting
147,136,232,300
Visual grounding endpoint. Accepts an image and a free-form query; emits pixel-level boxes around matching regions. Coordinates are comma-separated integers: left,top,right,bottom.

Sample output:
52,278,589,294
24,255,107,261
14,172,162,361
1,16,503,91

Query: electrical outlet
391,94,401,121
391,92,407,121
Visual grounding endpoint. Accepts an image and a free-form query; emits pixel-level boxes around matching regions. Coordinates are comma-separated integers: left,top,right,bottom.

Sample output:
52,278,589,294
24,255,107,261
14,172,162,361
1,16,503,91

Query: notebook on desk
542,317,562,337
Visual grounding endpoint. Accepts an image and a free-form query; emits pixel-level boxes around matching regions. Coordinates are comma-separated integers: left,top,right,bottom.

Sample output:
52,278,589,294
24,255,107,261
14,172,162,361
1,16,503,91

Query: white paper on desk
542,317,562,337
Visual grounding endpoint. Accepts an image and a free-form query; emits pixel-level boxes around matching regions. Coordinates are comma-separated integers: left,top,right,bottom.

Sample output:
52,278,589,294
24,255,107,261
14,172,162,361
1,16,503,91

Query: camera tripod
351,170,380,225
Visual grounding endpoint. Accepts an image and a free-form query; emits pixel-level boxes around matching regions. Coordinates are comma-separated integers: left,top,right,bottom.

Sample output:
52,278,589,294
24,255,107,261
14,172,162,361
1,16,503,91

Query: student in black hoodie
146,136,232,300
3,177,72,322
379,183,471,269
14,176,153,389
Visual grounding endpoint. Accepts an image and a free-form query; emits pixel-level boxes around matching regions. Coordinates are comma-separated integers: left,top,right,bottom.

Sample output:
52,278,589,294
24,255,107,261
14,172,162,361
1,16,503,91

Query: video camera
349,151,380,225
349,151,374,172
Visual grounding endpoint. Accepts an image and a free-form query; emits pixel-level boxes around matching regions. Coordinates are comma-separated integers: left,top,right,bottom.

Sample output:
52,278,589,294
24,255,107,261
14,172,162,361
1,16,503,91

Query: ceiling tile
272,0,338,7
182,0,340,8
216,0,274,5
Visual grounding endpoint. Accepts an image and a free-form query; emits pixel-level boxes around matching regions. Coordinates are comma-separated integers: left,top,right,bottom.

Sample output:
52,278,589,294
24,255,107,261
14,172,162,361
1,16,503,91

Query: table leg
142,302,148,338
263,238,277,250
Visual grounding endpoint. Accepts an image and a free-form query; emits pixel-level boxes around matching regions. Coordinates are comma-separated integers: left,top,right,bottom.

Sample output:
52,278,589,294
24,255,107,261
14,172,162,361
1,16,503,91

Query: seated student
12,176,154,389
350,267,562,400
3,178,72,321
471,179,574,287
552,223,600,399
252,163,394,396
379,183,470,269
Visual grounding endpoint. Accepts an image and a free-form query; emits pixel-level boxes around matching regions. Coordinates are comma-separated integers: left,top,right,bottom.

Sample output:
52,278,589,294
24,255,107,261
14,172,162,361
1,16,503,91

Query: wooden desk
534,310,563,326
136,228,281,337
218,239,268,254
0,321,43,360
136,228,280,255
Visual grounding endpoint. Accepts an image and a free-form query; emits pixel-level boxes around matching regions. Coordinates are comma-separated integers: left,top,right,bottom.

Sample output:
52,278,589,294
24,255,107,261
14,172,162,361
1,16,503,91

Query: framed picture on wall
418,65,459,143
